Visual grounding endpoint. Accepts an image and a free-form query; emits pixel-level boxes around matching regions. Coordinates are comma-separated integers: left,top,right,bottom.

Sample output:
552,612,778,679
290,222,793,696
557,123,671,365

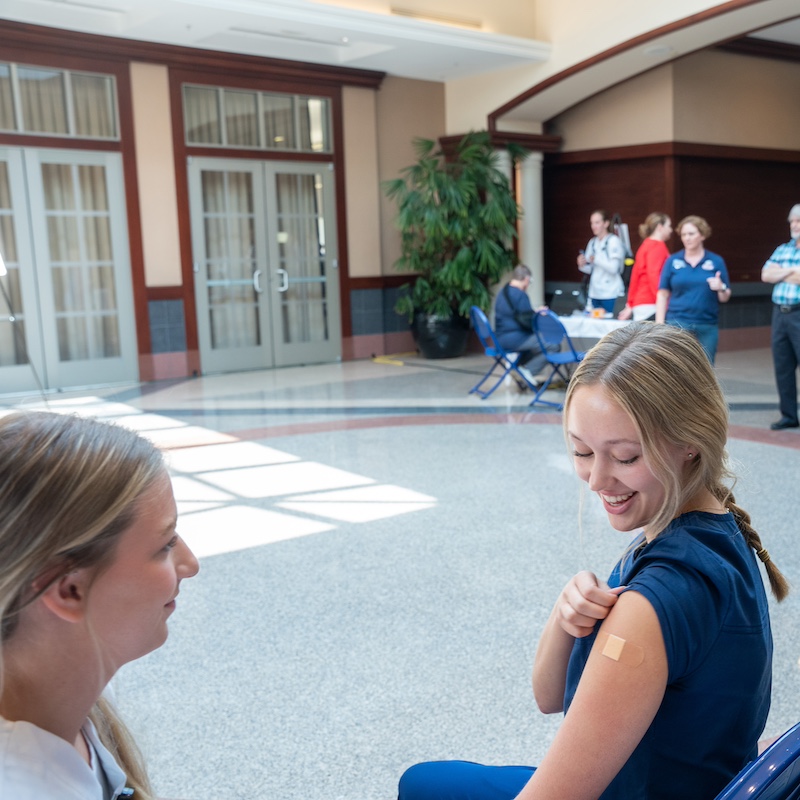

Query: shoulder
608,234,625,250
643,239,668,259
502,285,524,303
0,718,83,798
624,513,759,625
770,242,798,260
0,717,124,800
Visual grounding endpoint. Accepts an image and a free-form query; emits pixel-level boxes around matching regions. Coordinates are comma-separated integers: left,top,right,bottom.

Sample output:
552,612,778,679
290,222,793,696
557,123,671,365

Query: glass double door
188,157,340,373
0,148,137,393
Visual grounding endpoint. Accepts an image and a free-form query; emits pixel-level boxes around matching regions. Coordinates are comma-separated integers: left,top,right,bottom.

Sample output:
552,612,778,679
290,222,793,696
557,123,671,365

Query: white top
579,233,626,300
0,716,128,800
560,315,628,339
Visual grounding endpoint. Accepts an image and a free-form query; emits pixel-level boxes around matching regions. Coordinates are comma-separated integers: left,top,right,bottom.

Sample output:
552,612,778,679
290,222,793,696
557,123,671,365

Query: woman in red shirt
618,213,672,321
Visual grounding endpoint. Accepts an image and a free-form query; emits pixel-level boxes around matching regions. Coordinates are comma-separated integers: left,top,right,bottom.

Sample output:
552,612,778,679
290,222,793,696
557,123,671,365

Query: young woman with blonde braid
0,412,199,799
399,323,787,800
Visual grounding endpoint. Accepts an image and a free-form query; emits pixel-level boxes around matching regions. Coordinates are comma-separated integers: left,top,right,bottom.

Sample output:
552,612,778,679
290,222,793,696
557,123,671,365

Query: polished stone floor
3,346,799,800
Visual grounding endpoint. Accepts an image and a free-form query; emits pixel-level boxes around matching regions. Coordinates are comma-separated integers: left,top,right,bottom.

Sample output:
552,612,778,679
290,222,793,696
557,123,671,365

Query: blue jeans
399,761,535,800
589,297,616,313
665,320,719,364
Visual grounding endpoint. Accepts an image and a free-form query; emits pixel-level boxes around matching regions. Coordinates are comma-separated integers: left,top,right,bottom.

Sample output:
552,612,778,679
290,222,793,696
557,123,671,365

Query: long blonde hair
0,411,165,799
563,323,789,601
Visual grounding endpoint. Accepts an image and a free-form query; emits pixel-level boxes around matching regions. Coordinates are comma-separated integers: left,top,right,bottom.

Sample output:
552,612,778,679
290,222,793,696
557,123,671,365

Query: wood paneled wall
543,144,800,284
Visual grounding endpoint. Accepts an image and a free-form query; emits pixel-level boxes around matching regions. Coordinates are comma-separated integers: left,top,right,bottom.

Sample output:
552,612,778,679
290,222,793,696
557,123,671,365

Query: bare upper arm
515,591,668,800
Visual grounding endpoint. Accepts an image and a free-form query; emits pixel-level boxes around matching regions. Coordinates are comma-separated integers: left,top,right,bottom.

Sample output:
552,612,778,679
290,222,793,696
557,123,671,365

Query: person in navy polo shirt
655,215,731,363
761,204,800,430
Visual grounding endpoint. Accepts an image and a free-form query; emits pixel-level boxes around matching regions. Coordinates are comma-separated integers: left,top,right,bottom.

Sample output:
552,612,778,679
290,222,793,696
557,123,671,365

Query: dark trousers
771,305,800,422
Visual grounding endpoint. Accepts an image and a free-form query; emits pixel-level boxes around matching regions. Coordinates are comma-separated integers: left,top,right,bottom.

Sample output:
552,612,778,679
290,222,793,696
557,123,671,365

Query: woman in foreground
399,323,787,800
0,411,199,799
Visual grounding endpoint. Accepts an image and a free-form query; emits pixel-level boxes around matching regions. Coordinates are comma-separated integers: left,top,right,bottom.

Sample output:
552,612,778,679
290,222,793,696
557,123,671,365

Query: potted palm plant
383,131,526,358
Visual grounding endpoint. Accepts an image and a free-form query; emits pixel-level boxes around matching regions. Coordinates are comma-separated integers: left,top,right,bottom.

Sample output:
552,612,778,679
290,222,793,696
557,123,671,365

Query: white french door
188,157,340,374
0,148,137,393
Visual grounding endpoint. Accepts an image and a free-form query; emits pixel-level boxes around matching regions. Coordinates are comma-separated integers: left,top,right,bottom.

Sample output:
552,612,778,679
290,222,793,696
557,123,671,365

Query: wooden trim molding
547,141,800,166
439,132,562,154
718,36,800,63
0,20,386,90
490,132,562,153
146,286,186,301
349,275,414,290
116,64,152,358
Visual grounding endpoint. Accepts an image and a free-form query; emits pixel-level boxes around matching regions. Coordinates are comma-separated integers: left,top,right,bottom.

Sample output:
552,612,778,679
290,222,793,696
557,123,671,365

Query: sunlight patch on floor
19,397,438,558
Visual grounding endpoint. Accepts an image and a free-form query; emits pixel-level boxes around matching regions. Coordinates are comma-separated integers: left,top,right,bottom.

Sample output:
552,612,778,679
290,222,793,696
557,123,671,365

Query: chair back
470,306,502,355
714,722,800,800
535,310,581,358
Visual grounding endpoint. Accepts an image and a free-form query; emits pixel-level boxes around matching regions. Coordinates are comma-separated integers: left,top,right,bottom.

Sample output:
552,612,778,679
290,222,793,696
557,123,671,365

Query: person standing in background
577,210,625,314
656,215,731,363
761,204,800,431
618,213,672,322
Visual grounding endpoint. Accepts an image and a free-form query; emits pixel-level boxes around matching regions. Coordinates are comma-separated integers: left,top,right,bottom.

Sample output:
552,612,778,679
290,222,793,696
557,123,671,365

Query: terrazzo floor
3,345,799,800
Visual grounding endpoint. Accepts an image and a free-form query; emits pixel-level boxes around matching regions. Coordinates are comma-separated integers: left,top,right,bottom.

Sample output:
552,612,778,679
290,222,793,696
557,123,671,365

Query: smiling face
566,384,689,539
679,222,705,253
85,470,199,670
590,212,610,238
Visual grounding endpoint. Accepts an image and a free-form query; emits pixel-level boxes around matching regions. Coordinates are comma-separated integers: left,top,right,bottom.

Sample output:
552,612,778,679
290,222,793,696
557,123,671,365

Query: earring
687,453,694,459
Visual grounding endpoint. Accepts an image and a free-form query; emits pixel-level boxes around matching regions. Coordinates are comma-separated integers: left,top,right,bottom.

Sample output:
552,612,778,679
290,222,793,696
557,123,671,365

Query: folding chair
529,309,586,410
468,306,539,399
713,722,800,800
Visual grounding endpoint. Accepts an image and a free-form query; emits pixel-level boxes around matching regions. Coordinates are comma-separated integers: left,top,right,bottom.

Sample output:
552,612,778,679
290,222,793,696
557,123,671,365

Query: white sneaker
518,365,539,387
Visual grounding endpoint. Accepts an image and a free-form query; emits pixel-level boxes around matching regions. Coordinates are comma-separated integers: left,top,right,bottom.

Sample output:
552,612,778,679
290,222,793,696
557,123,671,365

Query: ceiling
0,0,551,82
5,0,798,85
2,0,798,124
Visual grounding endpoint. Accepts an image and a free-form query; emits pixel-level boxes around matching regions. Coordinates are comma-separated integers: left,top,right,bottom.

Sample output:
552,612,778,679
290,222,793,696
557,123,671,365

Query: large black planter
411,312,471,359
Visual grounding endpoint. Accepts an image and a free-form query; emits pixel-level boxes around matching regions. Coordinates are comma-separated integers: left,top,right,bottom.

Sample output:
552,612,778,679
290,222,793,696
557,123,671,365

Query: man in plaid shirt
762,204,800,430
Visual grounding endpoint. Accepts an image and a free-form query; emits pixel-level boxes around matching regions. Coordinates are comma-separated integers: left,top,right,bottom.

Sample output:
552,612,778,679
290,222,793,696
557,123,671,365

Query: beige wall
342,87,382,278
375,76,445,275
548,64,674,152
446,0,799,134
546,49,800,153
673,49,800,149
129,62,182,286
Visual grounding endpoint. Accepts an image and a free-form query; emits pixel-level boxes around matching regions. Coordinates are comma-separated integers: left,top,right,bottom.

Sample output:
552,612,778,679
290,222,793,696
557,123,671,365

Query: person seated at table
0,411,200,799
577,209,626,314
494,264,558,389
618,212,672,321
398,322,787,800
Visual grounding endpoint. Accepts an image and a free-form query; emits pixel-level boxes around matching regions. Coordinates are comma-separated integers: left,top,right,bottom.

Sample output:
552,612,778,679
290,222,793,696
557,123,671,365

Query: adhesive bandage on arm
597,632,645,667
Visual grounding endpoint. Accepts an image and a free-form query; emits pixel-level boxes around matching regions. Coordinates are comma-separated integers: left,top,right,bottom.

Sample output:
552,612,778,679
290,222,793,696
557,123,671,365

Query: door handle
276,268,289,292
253,269,262,293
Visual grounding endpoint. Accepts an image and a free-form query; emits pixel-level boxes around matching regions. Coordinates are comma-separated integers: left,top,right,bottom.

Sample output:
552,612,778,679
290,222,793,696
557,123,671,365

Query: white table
559,315,628,341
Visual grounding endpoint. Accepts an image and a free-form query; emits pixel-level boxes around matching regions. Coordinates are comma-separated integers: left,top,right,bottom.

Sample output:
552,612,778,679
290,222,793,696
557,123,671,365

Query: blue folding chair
713,722,800,800
468,306,539,399
529,309,586,410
